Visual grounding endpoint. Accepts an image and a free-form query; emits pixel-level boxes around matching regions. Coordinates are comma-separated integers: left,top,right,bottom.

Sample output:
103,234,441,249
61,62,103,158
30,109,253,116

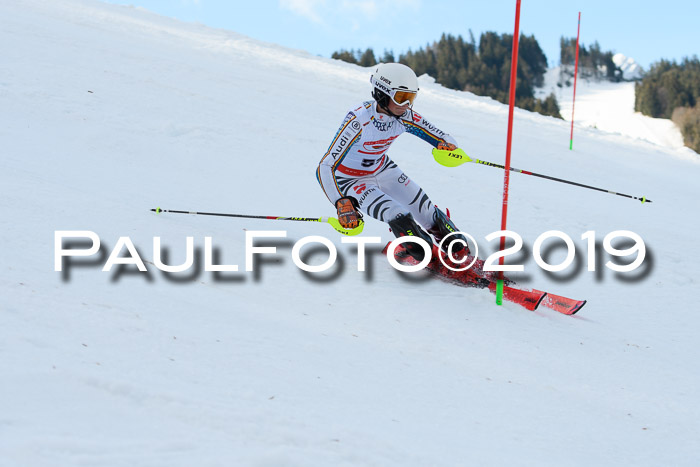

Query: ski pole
150,208,365,236
432,148,652,203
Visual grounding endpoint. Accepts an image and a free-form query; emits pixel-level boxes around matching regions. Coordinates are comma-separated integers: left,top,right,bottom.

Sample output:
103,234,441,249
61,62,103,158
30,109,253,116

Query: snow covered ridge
613,53,644,81
555,53,643,85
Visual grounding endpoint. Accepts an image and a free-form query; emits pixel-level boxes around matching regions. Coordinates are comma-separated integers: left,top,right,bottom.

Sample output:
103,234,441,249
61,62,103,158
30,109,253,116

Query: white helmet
370,62,419,109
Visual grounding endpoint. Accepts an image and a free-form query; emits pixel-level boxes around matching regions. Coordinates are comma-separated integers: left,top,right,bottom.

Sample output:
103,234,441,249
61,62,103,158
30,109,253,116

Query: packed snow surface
2,1,700,466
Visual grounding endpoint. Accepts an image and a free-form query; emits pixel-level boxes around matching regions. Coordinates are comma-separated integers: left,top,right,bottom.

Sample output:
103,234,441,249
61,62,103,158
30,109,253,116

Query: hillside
2,1,700,466
536,67,687,150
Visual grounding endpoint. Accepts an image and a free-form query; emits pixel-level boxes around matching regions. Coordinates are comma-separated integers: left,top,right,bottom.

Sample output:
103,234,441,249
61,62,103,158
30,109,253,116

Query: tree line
559,38,620,81
635,57,700,153
332,34,700,154
332,32,561,119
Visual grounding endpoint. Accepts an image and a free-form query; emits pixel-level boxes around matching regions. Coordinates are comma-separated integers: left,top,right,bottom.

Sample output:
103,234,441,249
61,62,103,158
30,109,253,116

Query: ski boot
427,207,470,260
388,213,436,262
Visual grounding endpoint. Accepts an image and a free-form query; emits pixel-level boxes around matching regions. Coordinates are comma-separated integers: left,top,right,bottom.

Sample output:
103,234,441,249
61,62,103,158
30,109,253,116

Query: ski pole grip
432,148,471,167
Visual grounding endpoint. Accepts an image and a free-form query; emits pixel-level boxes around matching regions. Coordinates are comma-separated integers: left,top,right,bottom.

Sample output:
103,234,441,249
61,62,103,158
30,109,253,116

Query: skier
316,62,469,261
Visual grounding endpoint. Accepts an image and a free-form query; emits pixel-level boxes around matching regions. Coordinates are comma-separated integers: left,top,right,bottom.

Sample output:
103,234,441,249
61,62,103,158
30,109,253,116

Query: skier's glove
437,142,457,151
335,196,362,229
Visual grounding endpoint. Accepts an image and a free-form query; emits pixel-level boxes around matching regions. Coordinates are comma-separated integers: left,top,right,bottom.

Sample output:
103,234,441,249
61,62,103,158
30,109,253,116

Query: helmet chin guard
372,88,391,108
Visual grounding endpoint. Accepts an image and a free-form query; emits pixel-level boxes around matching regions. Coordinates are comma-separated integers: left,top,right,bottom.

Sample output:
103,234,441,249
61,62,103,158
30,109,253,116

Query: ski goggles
390,89,417,106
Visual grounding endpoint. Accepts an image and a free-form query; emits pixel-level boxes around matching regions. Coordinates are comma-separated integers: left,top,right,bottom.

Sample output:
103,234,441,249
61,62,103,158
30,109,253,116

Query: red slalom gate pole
496,0,522,306
569,11,581,150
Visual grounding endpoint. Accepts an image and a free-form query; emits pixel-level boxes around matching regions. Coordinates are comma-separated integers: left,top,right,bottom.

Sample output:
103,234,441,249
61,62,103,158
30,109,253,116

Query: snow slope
537,66,687,150
2,1,700,466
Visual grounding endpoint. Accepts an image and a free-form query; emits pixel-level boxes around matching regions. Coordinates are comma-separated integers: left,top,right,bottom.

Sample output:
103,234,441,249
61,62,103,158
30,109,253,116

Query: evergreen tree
559,38,620,80
560,37,576,66
380,50,395,63
519,34,548,87
636,57,700,118
331,31,561,119
358,48,377,67
636,57,700,153
331,49,358,64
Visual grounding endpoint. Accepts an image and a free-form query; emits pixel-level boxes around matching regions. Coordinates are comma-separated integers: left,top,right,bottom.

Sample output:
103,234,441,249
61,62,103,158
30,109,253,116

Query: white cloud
279,0,421,28
349,0,378,20
279,0,327,24
341,0,420,21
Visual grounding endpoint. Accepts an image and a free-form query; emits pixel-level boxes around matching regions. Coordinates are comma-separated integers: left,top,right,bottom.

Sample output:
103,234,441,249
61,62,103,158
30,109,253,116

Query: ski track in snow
2,1,700,466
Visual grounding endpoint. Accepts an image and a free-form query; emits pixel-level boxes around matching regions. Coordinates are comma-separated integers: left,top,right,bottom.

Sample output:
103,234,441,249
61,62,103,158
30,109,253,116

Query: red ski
537,292,586,315
382,242,585,315
382,242,546,311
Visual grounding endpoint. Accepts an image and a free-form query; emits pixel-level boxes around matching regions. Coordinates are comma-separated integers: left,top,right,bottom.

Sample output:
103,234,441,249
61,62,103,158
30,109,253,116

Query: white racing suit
316,100,458,229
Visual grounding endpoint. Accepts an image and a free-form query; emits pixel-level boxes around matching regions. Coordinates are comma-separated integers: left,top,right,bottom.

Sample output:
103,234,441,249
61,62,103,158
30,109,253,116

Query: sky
102,0,698,70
